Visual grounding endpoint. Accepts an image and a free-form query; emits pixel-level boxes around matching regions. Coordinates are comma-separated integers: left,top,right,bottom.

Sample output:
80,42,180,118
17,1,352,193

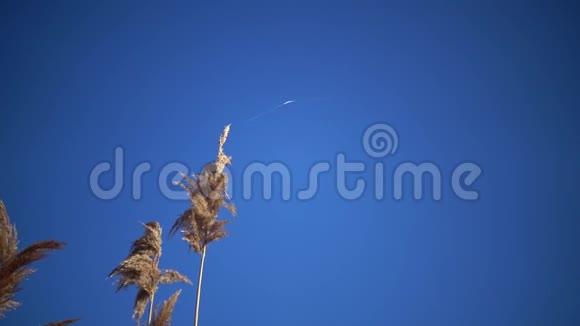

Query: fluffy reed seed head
152,289,182,326
108,221,190,324
0,200,66,318
215,123,231,174
43,318,80,326
170,125,236,253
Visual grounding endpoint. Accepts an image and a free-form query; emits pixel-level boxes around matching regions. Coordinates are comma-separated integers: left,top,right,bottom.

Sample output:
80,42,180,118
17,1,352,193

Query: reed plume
109,222,191,326
170,124,236,326
0,200,66,318
152,289,181,326
43,318,80,326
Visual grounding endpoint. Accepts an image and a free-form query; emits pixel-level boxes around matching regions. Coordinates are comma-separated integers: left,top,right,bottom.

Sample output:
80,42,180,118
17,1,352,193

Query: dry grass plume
109,221,191,325
43,318,80,326
170,124,236,252
170,125,237,326
0,200,66,318
152,289,181,326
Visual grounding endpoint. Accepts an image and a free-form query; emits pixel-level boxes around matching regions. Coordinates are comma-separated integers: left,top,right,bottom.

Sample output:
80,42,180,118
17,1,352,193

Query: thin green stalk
194,245,207,326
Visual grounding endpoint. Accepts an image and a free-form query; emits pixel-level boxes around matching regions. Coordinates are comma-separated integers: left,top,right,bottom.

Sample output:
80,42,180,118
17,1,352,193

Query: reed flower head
0,200,66,318
152,289,181,326
171,125,236,253
43,318,80,326
109,221,190,325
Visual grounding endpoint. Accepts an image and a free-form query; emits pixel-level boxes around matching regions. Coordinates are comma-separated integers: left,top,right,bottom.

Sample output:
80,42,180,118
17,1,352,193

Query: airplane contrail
280,100,295,106
247,100,296,121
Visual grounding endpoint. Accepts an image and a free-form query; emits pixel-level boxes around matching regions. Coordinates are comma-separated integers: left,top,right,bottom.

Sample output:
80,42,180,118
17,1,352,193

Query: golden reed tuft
170,124,237,326
152,289,181,326
109,222,190,325
43,318,81,326
0,200,68,320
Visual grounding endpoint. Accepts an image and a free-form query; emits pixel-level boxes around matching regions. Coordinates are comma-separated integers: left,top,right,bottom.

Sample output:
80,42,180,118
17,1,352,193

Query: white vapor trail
247,100,296,121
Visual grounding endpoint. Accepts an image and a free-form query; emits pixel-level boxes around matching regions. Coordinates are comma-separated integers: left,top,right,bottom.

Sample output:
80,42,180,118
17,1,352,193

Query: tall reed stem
147,292,155,326
194,245,207,326
147,257,160,326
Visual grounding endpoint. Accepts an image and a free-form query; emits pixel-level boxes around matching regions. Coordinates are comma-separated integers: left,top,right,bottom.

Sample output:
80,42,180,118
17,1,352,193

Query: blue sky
1,2,579,325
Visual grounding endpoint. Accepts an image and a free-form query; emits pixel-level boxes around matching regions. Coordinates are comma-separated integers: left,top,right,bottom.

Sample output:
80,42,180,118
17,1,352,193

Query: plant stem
148,292,155,326
148,257,160,326
194,245,207,326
